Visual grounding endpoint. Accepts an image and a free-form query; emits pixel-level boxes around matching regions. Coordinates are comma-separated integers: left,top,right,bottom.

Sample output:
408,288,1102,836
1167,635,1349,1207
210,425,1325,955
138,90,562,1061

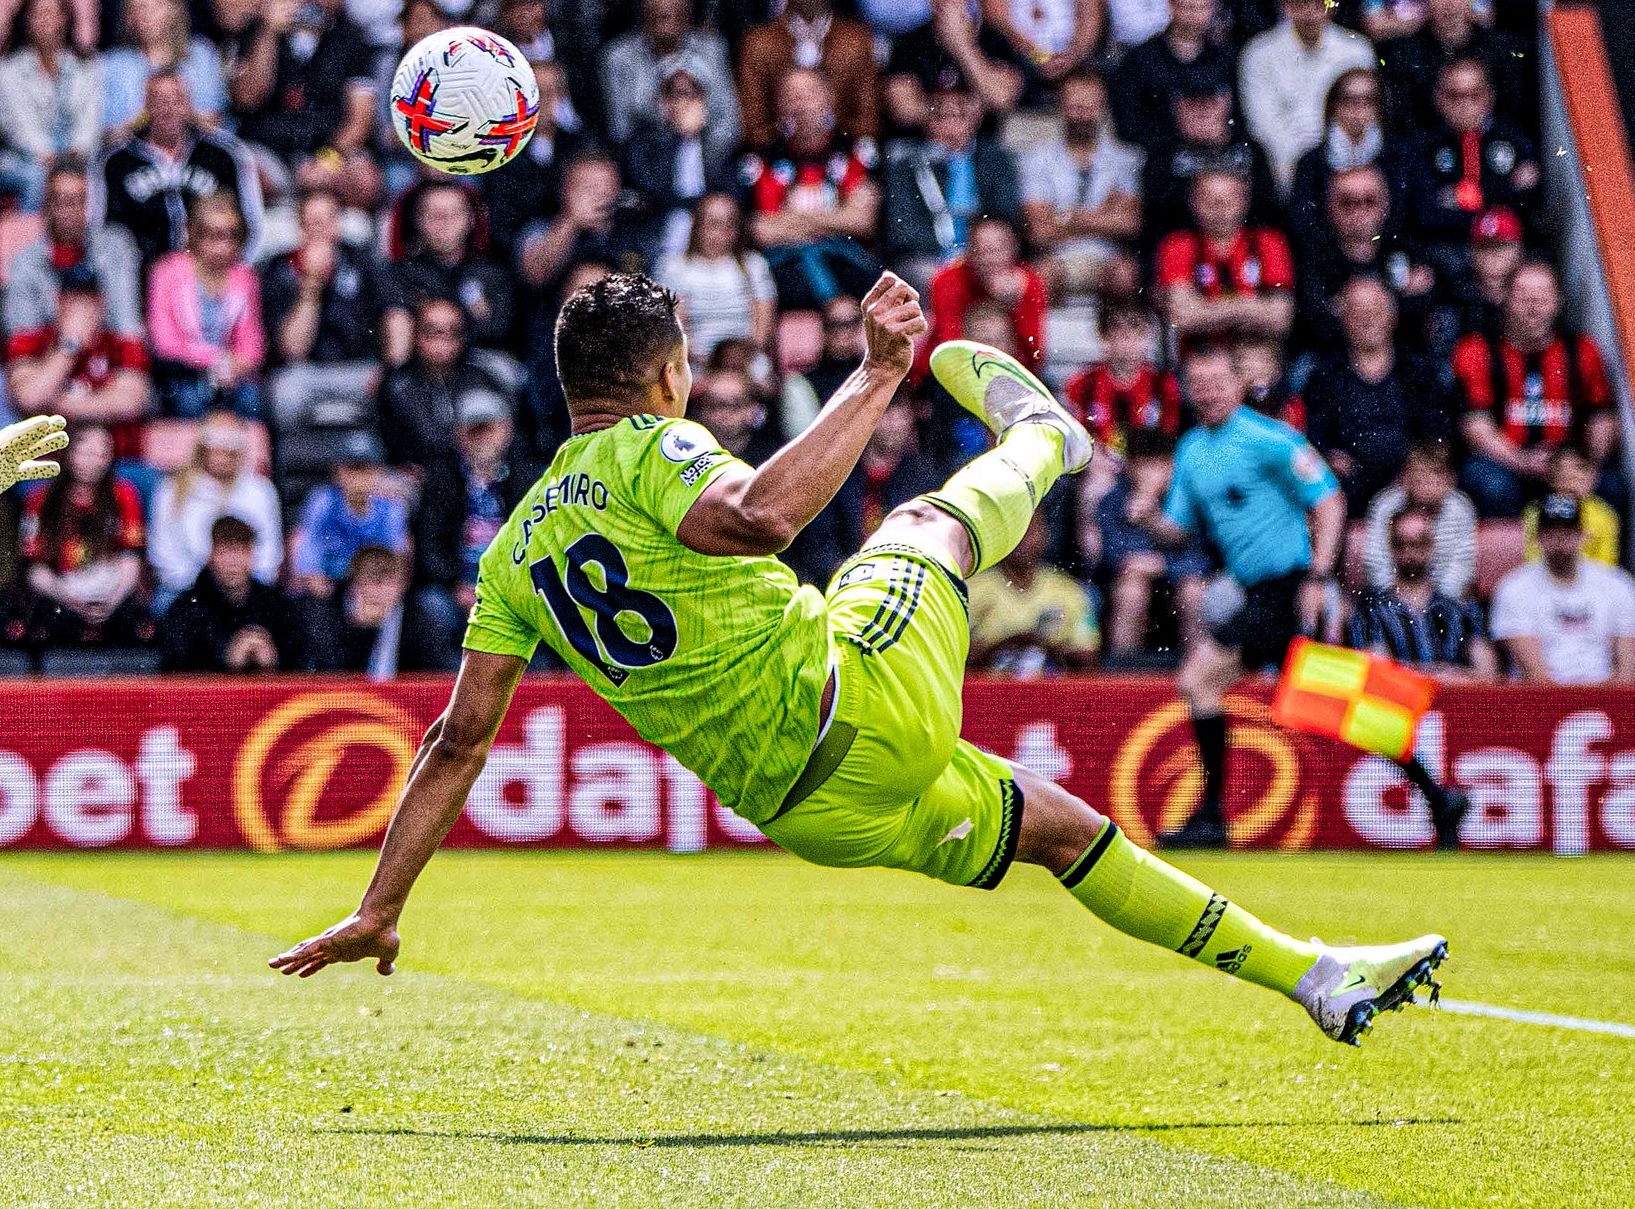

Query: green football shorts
759,542,1023,890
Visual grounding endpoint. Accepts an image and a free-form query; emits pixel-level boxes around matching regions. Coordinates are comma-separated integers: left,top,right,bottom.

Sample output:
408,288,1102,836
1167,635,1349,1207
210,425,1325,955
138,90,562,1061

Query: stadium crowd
0,0,1630,683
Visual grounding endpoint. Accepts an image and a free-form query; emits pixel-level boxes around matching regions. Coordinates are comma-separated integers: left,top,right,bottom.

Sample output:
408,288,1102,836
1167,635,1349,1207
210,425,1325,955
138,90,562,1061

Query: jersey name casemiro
465,415,830,824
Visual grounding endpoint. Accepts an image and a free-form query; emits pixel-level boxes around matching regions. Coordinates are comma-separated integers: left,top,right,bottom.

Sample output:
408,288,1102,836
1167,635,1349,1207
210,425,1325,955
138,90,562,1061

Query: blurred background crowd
0,0,1629,684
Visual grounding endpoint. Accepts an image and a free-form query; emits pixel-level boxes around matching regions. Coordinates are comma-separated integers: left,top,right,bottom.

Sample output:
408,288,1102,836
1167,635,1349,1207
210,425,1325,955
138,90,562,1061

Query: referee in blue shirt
1135,343,1464,847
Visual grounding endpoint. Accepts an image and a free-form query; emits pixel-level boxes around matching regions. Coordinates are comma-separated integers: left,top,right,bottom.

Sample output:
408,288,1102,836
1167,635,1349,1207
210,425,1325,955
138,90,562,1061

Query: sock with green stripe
1061,822,1320,996
922,424,1066,575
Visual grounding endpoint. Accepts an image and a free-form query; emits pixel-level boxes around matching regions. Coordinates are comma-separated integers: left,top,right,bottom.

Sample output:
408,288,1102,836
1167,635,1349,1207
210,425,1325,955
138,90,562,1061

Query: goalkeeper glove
0,415,68,494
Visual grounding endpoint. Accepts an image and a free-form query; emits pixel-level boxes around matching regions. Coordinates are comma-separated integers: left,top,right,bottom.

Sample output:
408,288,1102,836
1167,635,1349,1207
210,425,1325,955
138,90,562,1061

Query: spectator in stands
1379,0,1533,139
146,193,264,419
410,388,538,671
262,186,410,370
980,0,1104,87
0,0,100,211
1450,204,1521,340
787,393,941,586
1095,427,1209,658
1348,508,1497,684
379,297,508,480
882,0,1022,135
690,366,781,466
1491,494,1635,685
1407,59,1538,266
517,152,647,295
1142,76,1282,242
96,70,263,265
1286,69,1406,261
5,262,151,462
14,422,152,651
227,0,380,210
780,293,865,440
600,0,739,164
1020,69,1143,304
1453,260,1617,518
5,157,141,339
394,182,513,352
969,510,1101,675
624,62,737,258
1154,166,1294,348
160,514,300,672
1238,0,1375,194
1354,0,1428,43
289,430,407,599
302,545,432,677
1064,302,1180,453
738,0,879,150
101,0,225,133
1522,444,1621,568
1304,275,1453,515
656,193,776,368
926,215,1047,372
1362,439,1478,598
1293,164,1434,350
744,68,882,310
1233,334,1306,428
883,77,1020,292
1111,0,1234,154
481,60,585,260
149,413,281,608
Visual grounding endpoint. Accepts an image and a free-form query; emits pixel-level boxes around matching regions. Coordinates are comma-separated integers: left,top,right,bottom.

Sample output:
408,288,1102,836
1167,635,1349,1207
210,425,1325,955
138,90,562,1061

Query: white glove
0,415,68,493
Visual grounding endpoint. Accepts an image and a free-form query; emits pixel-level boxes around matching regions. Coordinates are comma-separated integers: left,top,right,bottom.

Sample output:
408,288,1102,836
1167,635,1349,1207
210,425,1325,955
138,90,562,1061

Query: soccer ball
390,27,539,176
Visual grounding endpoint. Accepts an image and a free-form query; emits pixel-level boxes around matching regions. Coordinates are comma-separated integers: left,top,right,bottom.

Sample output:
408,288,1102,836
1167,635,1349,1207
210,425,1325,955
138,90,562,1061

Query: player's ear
658,347,691,415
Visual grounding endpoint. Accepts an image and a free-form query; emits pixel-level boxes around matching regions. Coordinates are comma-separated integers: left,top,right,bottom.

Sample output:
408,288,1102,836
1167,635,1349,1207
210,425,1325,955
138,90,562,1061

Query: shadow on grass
322,1118,1464,1149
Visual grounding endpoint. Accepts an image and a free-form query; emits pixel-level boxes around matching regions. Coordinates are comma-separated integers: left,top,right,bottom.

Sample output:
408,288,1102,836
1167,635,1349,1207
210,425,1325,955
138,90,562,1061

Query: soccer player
0,414,67,493
272,273,1446,1046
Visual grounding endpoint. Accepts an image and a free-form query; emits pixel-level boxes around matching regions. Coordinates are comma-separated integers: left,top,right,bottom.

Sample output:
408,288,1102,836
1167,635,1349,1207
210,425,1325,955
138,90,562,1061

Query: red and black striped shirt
1451,332,1610,449
1063,363,1182,450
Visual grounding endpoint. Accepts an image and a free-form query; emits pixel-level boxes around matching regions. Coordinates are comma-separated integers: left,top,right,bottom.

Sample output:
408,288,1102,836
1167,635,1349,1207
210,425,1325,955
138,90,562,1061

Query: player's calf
1010,764,1447,1046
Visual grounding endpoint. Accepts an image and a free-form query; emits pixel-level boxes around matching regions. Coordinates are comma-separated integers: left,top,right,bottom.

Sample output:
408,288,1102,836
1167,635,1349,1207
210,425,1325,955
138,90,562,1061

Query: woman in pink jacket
147,192,264,419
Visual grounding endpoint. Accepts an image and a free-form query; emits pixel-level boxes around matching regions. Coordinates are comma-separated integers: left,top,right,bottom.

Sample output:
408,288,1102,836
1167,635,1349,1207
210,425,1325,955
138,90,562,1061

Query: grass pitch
3,850,1632,1208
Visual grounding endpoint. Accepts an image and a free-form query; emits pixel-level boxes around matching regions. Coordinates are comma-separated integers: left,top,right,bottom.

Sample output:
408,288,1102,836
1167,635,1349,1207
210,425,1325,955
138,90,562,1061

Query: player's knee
1010,764,1108,876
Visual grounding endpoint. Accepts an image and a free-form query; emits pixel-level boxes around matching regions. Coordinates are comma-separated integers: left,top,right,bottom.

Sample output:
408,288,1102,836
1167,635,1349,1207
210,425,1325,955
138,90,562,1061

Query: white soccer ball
389,27,540,176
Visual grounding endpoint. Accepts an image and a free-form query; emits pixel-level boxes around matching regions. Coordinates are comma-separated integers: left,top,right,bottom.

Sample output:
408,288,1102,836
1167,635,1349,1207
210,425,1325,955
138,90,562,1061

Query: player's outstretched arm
0,415,68,494
676,273,927,556
268,649,527,978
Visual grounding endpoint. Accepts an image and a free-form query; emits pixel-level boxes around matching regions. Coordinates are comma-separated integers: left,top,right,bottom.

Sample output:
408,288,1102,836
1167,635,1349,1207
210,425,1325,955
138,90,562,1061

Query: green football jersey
464,414,829,824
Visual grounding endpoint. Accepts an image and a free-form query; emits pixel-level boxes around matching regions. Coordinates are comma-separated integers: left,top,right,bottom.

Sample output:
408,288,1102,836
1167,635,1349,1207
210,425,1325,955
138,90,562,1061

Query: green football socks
924,424,1065,575
1060,822,1320,996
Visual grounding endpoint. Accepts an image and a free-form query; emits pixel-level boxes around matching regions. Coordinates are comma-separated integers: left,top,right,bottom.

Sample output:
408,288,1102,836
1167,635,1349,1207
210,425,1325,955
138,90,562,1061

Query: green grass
3,850,1632,1207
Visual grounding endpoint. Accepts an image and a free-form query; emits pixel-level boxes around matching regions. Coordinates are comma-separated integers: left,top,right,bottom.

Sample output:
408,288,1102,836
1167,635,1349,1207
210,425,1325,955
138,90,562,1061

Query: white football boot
1294,934,1448,1046
928,340,1093,473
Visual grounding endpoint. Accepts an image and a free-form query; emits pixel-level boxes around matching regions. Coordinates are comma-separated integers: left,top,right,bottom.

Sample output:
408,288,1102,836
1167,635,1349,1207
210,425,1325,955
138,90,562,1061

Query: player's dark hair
210,515,256,548
554,273,683,409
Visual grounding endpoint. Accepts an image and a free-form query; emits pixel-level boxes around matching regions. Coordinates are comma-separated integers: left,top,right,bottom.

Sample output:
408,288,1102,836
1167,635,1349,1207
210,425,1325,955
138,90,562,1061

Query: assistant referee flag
1271,638,1439,761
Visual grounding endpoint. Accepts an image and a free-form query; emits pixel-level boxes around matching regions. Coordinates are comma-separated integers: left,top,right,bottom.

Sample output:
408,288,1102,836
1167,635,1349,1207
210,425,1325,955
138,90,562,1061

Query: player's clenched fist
0,415,68,494
860,272,928,381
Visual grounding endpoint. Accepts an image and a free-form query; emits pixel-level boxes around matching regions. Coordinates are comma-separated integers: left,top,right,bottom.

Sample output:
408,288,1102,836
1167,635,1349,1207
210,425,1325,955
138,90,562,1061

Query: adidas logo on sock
1214,944,1253,975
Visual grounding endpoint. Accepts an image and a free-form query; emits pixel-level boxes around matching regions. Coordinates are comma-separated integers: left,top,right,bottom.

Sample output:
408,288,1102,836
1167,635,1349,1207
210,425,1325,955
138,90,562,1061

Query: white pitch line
1434,998,1635,1039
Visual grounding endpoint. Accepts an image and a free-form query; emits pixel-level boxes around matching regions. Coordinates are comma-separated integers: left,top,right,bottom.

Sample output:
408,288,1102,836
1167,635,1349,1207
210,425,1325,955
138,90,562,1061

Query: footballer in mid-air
273,268,1447,1049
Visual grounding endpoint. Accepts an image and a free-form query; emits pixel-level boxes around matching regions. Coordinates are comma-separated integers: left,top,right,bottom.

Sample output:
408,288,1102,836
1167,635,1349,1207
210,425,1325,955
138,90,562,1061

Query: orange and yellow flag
1270,638,1439,761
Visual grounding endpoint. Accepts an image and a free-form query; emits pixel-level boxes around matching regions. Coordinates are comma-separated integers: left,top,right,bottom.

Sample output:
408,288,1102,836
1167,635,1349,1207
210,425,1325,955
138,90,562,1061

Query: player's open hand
269,912,401,979
860,272,927,380
0,415,68,494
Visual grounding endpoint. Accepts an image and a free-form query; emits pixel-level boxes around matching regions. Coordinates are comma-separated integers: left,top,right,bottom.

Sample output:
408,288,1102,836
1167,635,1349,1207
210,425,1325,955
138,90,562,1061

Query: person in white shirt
149,412,283,612
1020,68,1143,302
1490,494,1635,685
1238,0,1374,195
